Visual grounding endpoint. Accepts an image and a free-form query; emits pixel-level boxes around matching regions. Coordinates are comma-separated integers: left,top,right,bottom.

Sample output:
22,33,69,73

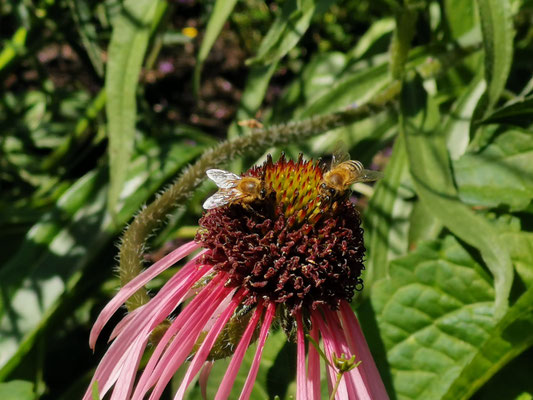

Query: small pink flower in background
85,154,388,400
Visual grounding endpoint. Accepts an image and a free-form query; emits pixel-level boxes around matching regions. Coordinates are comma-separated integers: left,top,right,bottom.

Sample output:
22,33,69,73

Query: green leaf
481,95,533,127
68,0,105,77
246,0,337,66
228,62,278,139
0,136,205,379
193,0,239,94
443,0,481,46
91,380,100,400
475,0,514,113
401,77,513,317
0,381,35,400
454,129,533,211
105,0,161,216
348,17,395,59
373,236,533,400
442,285,533,399
365,134,413,289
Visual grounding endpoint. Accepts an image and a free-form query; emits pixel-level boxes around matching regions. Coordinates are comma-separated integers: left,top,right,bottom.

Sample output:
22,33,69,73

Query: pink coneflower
85,154,388,400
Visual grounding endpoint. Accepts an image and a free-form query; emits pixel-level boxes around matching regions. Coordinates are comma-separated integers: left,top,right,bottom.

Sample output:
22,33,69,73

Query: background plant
0,0,532,399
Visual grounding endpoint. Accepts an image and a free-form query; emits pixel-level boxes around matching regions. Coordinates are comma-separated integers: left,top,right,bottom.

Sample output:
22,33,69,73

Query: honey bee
203,169,266,210
320,150,383,200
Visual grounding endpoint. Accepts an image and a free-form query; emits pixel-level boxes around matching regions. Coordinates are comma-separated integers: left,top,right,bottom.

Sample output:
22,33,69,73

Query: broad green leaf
193,0,239,94
247,0,337,66
0,380,34,400
475,0,514,113
442,286,533,399
0,136,205,379
401,78,513,316
481,95,533,127
105,0,161,216
454,129,533,211
373,236,533,400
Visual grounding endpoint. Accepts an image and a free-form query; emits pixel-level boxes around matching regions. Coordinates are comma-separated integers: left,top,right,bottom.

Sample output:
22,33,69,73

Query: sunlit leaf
455,129,533,211
374,236,533,400
401,77,513,317
193,0,239,95
0,380,34,400
106,0,162,216
247,0,337,66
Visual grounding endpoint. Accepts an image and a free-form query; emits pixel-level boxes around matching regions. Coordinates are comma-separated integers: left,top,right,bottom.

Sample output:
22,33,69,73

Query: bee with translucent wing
203,169,266,210
319,149,383,200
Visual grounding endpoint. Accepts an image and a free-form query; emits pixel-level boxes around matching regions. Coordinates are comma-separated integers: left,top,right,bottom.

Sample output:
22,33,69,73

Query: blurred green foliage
0,0,532,398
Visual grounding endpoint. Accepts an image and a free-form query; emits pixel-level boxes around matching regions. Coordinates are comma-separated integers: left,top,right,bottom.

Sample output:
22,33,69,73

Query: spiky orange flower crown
196,154,365,314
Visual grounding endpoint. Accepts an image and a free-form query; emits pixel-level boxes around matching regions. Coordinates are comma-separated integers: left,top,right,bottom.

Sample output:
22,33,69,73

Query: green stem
329,372,344,400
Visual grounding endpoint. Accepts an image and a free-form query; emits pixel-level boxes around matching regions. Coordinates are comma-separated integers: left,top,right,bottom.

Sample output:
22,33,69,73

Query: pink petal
307,322,321,399
199,362,214,400
339,301,389,399
132,274,230,399
174,289,247,399
296,311,308,400
89,241,201,349
312,311,349,400
238,302,276,400
215,303,264,400
110,334,147,400
146,285,235,400
324,308,370,400
84,261,210,400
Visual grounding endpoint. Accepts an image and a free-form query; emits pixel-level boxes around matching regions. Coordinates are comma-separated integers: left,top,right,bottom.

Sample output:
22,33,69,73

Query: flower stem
329,372,344,400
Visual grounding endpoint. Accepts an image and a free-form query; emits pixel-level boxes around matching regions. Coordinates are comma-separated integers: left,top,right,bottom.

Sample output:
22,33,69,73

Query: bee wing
331,143,351,167
203,188,245,210
356,169,384,183
206,169,241,189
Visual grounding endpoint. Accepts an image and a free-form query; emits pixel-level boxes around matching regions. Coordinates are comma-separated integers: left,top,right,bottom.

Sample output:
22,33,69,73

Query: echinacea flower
85,154,388,400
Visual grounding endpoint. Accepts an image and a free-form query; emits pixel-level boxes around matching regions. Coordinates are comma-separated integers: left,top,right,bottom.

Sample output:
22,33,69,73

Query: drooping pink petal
199,361,214,400
238,302,276,400
323,307,370,400
146,285,235,400
307,322,321,399
84,261,211,400
295,310,308,400
131,274,231,399
89,241,201,348
108,305,142,342
174,289,247,399
312,311,349,400
110,334,147,400
215,302,263,400
339,301,389,399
